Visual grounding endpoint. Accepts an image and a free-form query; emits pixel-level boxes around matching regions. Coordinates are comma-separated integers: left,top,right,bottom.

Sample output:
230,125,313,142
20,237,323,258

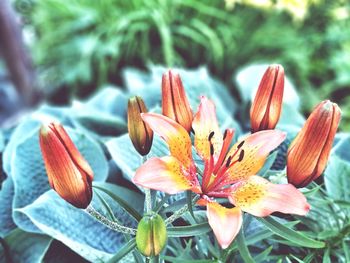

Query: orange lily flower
39,122,94,209
287,100,341,188
133,96,310,249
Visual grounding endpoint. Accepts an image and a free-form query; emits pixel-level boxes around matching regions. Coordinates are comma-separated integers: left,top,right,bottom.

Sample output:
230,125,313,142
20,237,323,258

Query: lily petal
228,176,310,217
207,202,242,249
142,113,194,171
224,130,286,183
133,156,197,195
192,96,223,161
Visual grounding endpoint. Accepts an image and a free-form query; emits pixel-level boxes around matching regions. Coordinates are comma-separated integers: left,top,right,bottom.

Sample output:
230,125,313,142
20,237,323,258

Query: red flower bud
250,64,285,133
39,122,94,209
162,70,193,132
287,100,341,188
128,96,153,156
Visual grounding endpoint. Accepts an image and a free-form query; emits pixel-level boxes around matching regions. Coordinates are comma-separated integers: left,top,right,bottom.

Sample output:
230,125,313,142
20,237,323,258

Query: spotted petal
207,202,242,249
224,130,286,183
133,156,200,195
192,96,223,161
228,176,310,217
142,113,194,171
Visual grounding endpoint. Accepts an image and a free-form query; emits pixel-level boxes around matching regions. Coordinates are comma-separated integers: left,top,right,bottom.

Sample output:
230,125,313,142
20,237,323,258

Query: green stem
85,206,137,235
142,155,152,214
165,196,200,225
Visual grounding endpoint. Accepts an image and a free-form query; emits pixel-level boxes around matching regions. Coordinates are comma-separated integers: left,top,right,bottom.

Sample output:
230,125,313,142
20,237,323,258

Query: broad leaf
324,155,350,202
0,228,52,263
0,178,16,236
18,190,136,262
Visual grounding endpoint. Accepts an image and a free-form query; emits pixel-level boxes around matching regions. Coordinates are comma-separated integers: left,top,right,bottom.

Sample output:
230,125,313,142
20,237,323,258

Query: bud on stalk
136,213,167,257
39,122,93,209
287,100,341,188
128,96,153,156
250,64,284,133
162,70,193,132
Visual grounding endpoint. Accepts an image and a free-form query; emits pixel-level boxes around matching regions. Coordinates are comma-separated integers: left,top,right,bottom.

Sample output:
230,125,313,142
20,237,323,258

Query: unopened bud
136,213,167,257
287,100,341,188
39,122,93,209
162,70,193,132
128,96,153,155
250,64,284,133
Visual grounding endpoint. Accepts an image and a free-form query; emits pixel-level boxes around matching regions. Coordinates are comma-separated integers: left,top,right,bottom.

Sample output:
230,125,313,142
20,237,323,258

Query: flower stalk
143,155,152,214
85,205,137,235
165,196,200,225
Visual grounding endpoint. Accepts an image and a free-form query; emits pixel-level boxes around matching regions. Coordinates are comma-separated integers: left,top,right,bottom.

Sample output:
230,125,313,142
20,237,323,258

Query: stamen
210,143,214,156
212,128,234,174
225,155,232,168
208,131,215,141
223,129,228,140
237,140,245,149
238,150,245,162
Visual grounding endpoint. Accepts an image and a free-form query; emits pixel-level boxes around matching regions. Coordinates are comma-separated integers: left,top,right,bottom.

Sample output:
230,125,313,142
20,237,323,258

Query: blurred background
1,0,350,129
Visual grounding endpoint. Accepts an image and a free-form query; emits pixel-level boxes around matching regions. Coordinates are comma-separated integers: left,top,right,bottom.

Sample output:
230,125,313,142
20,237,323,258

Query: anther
237,140,245,149
238,150,245,162
223,129,228,140
225,156,232,167
208,131,215,141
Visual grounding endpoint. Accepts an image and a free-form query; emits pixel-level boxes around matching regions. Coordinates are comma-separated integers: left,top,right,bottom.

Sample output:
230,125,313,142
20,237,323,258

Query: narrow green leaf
94,189,117,222
187,191,198,223
322,247,331,263
343,240,350,262
167,222,211,237
236,229,255,263
303,253,316,263
254,246,272,263
161,256,216,263
93,183,143,221
257,217,325,248
107,238,136,263
154,194,170,213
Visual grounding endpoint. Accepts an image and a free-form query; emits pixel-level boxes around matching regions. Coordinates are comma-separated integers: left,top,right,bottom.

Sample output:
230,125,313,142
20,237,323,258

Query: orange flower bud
250,64,285,133
162,70,193,132
128,96,153,156
287,100,341,188
39,122,94,209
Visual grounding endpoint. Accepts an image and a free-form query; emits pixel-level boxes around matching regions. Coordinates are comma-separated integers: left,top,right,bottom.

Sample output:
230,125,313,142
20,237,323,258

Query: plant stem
85,205,137,235
142,155,152,214
165,196,200,225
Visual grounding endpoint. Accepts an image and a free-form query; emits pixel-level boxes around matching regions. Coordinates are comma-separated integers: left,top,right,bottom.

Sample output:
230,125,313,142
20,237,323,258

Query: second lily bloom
250,64,285,133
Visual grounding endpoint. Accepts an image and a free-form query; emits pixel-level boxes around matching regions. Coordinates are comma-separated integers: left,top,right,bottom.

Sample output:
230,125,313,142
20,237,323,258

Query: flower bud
128,96,153,156
287,100,341,188
162,70,193,132
136,213,167,257
250,64,284,133
39,122,94,209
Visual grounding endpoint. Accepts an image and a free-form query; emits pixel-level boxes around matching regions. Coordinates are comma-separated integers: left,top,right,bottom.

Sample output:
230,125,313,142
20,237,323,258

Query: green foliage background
16,0,350,129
